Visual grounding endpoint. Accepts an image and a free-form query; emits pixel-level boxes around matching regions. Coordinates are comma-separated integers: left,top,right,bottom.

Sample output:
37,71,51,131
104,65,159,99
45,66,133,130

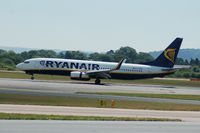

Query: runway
1,78,200,95
1,120,200,133
0,78,200,122
1,104,200,122
0,78,200,105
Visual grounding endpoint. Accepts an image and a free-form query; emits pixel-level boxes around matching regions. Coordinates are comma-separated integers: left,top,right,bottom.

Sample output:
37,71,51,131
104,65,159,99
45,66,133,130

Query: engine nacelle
70,71,90,81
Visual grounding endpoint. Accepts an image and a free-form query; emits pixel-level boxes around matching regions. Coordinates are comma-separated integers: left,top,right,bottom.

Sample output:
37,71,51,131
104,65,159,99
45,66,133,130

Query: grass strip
0,71,200,87
108,78,200,87
1,93,200,111
0,71,70,81
78,92,200,101
0,113,181,121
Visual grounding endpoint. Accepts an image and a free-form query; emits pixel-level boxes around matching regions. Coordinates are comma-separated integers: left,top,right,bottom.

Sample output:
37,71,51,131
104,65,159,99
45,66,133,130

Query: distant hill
0,46,39,53
0,46,93,56
0,46,63,53
149,49,200,61
1,46,199,61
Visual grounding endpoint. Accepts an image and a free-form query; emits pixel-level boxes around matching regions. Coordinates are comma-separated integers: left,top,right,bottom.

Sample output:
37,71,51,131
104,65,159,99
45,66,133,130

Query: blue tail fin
142,38,183,68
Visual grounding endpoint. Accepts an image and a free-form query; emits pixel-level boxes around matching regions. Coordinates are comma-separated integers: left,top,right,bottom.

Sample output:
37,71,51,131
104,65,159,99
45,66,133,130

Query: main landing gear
95,78,101,85
31,74,35,80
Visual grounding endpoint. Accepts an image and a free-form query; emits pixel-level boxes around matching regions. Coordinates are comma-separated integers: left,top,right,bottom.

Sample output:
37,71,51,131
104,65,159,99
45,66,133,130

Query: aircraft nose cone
16,63,23,69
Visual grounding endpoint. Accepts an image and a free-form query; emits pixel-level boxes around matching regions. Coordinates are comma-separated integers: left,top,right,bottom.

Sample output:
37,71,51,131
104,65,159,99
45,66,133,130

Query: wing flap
86,59,125,79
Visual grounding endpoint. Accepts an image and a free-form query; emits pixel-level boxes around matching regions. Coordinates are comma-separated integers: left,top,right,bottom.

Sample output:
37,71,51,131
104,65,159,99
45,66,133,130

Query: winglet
112,58,126,71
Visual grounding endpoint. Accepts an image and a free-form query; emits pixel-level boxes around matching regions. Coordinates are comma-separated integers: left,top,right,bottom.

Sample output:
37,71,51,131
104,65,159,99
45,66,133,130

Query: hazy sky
0,0,199,52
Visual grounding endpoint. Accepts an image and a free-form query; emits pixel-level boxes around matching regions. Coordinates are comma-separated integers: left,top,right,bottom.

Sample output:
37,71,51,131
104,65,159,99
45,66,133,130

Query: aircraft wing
86,59,126,79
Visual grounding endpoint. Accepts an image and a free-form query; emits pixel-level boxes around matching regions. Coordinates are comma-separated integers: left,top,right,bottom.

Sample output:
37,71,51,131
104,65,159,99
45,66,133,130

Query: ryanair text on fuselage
41,60,100,70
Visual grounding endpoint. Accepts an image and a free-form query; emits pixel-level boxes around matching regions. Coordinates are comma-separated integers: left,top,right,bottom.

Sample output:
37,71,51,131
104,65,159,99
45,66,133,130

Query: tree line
0,46,154,70
176,58,200,65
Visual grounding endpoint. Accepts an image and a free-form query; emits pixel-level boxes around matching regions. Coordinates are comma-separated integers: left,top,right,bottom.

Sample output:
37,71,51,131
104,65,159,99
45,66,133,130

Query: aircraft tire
95,79,101,84
31,75,35,80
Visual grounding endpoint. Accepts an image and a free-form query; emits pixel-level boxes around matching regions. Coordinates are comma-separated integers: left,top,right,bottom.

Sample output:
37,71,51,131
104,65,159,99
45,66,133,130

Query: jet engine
70,71,90,81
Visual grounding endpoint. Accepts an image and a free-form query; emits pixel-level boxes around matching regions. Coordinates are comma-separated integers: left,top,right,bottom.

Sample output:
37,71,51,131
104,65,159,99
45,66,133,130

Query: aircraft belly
110,72,174,80
25,70,71,76
24,69,175,80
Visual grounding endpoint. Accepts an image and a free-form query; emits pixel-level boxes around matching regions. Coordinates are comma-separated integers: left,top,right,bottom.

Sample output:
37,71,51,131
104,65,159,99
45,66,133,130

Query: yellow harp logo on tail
164,49,176,63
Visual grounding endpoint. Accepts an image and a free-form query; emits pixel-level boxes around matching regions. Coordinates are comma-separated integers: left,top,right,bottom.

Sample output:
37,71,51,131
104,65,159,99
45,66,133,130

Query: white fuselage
16,58,175,80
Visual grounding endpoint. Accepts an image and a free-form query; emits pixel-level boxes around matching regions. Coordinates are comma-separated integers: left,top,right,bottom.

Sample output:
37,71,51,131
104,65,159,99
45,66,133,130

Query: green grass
0,113,181,121
1,71,200,87
0,71,70,81
106,78,200,87
78,92,200,101
1,93,200,111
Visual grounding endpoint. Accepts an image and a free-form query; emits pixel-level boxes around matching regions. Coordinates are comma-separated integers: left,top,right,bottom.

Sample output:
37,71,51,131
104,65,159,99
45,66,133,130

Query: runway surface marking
0,104,200,122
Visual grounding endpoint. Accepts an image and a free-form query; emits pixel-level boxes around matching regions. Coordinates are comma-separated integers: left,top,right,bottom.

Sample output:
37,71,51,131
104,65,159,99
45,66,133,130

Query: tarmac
0,78,200,105
0,104,200,122
0,78,200,122
1,120,200,133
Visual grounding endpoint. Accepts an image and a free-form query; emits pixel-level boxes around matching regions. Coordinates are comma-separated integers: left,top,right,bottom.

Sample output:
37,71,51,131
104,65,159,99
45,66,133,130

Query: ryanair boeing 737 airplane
16,38,183,84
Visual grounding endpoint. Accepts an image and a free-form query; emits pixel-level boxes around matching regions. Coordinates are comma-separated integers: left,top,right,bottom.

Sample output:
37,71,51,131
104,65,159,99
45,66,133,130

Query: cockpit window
24,61,30,64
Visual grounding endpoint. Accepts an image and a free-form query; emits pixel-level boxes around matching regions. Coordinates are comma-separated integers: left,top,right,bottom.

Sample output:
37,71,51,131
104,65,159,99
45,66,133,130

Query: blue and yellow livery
16,38,183,84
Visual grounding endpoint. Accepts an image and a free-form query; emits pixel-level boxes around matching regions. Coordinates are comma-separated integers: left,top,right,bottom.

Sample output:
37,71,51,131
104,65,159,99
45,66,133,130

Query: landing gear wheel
31,75,35,80
95,79,101,85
